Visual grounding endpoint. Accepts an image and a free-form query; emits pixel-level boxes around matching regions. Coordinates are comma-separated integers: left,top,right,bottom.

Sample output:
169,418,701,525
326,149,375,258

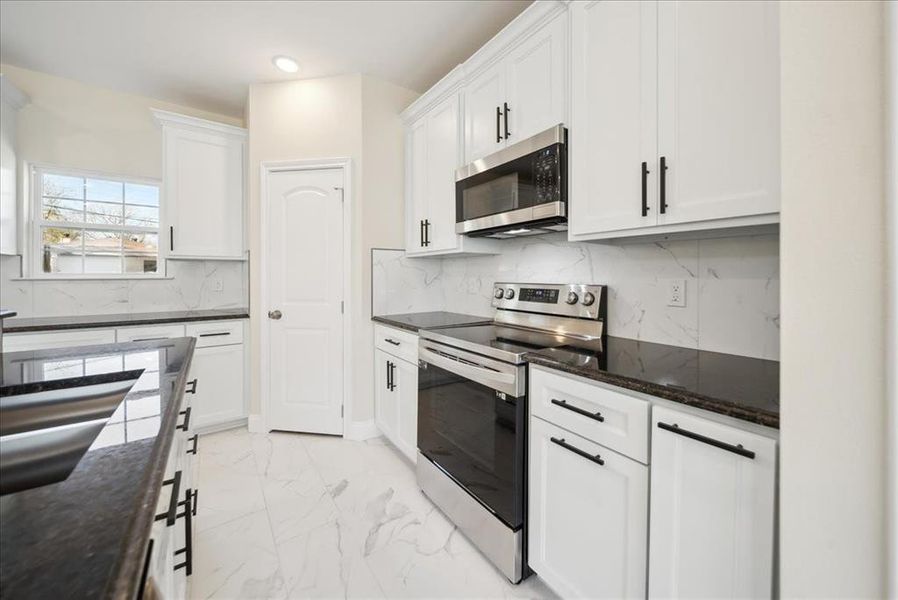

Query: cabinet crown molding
0,75,30,110
401,65,465,124
150,108,247,138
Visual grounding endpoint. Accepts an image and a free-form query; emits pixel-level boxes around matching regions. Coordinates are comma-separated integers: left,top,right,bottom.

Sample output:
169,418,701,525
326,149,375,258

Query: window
33,167,161,276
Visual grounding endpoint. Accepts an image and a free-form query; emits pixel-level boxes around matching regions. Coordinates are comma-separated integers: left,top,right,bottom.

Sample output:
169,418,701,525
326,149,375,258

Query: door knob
268,310,282,320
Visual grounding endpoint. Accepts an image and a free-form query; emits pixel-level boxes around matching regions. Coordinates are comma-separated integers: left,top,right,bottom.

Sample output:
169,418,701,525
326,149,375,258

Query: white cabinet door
504,10,568,144
464,62,506,163
529,416,648,599
570,0,658,238
374,348,398,440
393,357,418,463
3,328,117,352
657,0,780,225
405,118,429,253
423,93,461,253
189,343,245,430
648,406,777,599
161,120,245,259
0,77,27,256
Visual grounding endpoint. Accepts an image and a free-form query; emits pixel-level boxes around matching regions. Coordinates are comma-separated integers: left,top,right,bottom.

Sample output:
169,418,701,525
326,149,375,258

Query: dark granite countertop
4,308,249,333
0,338,196,599
525,336,779,429
372,311,493,333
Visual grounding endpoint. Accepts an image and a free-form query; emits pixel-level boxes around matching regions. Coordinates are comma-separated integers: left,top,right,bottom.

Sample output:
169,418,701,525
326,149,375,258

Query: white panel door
393,357,418,463
570,0,658,237
405,118,429,253
504,10,568,143
267,168,344,434
424,93,461,253
648,406,777,599
464,62,506,163
657,0,780,225
165,127,244,258
529,416,648,599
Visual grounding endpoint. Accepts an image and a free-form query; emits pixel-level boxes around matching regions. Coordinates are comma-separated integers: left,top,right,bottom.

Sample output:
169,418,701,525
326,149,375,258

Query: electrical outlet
212,278,224,293
667,279,686,307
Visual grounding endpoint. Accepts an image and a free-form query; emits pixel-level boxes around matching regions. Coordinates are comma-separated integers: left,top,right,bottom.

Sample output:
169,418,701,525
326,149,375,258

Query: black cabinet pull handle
423,219,431,247
133,336,167,342
496,106,502,142
390,361,397,391
386,360,393,390
169,225,174,252
641,161,650,217
192,488,199,517
384,338,400,346
420,219,425,247
659,156,668,214
199,332,230,338
155,470,182,526
173,489,193,575
551,437,605,466
503,102,511,139
187,433,198,455
177,406,191,431
551,398,605,422
185,379,197,394
657,422,755,459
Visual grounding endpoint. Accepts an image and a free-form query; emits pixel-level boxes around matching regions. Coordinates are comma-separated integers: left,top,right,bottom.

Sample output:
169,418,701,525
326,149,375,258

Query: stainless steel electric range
416,282,607,583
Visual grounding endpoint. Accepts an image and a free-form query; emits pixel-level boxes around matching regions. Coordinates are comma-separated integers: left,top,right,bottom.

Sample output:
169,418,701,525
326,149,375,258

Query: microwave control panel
533,146,561,204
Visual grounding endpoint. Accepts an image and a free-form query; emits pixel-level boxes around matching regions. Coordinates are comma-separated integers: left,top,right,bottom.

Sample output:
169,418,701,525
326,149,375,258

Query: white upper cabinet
648,406,777,599
153,110,246,260
1,76,28,256
656,0,780,226
569,0,658,237
570,0,780,241
463,5,568,163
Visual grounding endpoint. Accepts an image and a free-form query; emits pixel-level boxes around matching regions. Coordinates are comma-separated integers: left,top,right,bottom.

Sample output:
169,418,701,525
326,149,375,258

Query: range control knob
581,292,596,306
565,291,579,305
494,288,505,299
504,288,516,300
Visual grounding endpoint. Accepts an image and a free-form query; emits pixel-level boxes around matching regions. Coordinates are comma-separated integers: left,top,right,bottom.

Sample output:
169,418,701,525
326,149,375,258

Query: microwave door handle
419,345,517,395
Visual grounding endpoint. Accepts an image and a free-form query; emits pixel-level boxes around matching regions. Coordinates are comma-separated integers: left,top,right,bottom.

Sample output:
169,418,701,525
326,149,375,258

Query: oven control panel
492,283,606,321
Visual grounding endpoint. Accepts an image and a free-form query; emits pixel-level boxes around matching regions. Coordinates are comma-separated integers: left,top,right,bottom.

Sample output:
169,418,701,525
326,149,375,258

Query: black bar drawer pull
551,398,605,422
659,155,668,214
423,219,431,247
641,161,650,217
419,220,425,247
384,338,400,346
192,488,199,517
386,360,392,390
199,332,231,338
389,362,397,391
133,336,167,342
185,379,198,394
169,225,174,252
657,422,755,459
187,433,199,455
503,102,511,139
155,470,182,526
551,437,605,466
177,406,191,431
173,490,193,575
496,105,502,142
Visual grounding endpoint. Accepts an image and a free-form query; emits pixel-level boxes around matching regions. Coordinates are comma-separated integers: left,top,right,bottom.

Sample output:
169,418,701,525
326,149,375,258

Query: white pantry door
267,168,344,434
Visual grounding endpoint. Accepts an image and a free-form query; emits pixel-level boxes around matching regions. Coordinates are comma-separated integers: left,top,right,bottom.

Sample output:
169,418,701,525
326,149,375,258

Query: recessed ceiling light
272,55,299,74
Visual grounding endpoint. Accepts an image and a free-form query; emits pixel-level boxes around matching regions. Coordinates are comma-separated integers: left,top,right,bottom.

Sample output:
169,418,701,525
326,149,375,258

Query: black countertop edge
525,353,779,430
372,312,494,333
4,309,249,333
107,337,196,600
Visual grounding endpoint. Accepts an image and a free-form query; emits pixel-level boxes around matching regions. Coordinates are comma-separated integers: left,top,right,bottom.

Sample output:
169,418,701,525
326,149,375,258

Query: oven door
417,341,526,529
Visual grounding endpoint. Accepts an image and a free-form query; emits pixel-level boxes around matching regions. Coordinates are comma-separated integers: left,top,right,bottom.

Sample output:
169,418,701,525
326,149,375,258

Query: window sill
11,275,175,281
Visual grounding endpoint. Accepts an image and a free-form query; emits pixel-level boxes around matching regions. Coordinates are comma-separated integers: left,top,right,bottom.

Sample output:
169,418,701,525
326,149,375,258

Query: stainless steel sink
0,378,139,495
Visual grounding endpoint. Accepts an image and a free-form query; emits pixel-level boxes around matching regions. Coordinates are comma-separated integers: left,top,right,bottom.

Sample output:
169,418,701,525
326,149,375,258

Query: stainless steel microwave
455,124,567,239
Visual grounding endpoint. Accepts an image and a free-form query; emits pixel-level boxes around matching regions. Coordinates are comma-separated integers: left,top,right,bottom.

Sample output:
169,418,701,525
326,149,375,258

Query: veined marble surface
0,255,248,318
192,428,557,600
372,233,779,360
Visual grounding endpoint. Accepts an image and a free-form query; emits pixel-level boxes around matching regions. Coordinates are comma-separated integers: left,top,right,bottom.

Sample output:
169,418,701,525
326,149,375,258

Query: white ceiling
0,0,531,118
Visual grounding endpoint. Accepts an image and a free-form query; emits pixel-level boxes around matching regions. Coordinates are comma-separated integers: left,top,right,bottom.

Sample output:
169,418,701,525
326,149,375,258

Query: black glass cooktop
421,324,573,363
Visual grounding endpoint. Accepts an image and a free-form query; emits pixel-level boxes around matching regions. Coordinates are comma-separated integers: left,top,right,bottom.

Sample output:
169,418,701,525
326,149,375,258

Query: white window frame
28,164,165,279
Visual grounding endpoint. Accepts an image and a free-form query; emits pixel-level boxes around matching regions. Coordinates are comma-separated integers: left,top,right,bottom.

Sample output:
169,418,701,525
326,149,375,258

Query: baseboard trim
344,419,381,441
196,417,248,436
247,414,266,433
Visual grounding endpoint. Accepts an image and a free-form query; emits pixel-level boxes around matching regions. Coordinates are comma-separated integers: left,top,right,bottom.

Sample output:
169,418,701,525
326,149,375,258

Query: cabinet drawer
3,328,116,353
117,324,186,343
530,366,649,464
185,320,244,347
374,324,418,364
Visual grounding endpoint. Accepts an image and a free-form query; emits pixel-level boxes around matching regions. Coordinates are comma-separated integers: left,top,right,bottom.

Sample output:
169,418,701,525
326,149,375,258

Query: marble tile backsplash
371,232,779,360
0,255,248,318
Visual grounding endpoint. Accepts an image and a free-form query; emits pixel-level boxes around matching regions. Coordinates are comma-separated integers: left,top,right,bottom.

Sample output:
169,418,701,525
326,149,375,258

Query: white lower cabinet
189,343,245,431
648,405,777,599
374,339,418,463
528,415,648,599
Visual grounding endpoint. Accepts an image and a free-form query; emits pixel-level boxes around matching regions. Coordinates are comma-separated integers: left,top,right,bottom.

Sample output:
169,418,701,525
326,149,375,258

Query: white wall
246,73,417,427
373,232,780,361
0,64,248,317
780,2,887,597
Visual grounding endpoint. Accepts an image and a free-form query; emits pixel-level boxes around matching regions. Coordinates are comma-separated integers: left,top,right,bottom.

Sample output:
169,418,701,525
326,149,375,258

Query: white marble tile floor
191,428,558,600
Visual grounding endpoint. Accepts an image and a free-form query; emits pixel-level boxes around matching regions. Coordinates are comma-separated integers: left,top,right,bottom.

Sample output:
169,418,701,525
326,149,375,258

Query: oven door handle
419,345,519,397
